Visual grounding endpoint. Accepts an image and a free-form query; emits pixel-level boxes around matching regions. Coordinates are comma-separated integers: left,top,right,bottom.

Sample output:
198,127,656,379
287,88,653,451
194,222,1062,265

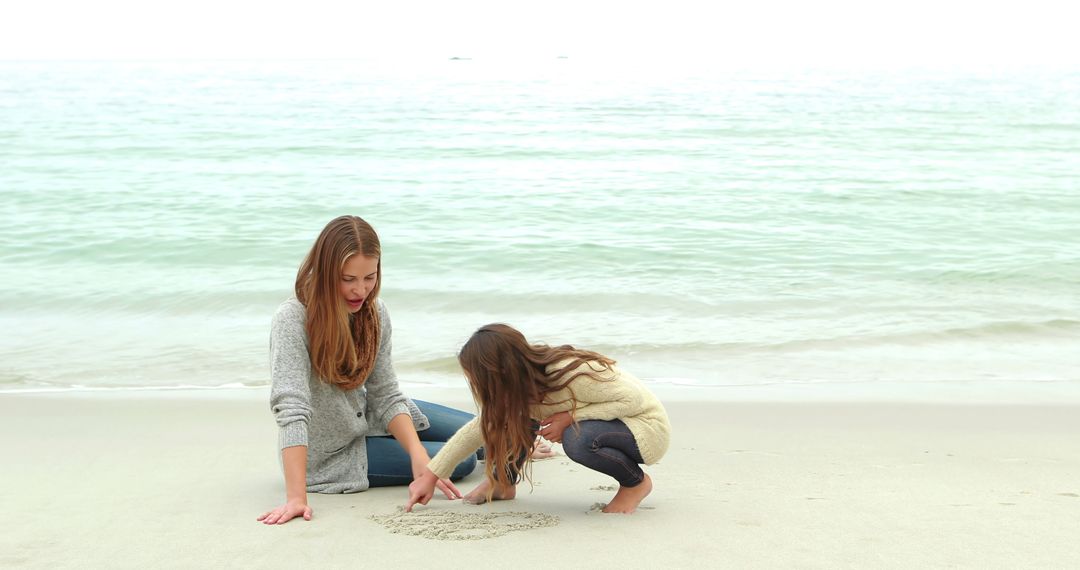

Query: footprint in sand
370,507,559,540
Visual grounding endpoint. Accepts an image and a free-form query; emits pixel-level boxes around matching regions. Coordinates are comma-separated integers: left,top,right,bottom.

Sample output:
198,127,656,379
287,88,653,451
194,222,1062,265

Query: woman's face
339,254,379,313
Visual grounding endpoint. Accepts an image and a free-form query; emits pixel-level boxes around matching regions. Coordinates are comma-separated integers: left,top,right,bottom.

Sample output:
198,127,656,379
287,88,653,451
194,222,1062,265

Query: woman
259,215,476,525
407,324,671,514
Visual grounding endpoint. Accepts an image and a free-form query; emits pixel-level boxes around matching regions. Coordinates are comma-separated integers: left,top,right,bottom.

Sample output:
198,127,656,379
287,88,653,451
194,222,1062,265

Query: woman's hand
411,453,463,500
538,411,573,443
257,498,312,525
406,469,440,512
260,446,311,525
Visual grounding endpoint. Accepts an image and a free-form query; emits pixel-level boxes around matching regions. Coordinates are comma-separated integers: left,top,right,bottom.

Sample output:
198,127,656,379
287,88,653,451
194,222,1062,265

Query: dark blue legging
561,419,646,488
366,400,478,487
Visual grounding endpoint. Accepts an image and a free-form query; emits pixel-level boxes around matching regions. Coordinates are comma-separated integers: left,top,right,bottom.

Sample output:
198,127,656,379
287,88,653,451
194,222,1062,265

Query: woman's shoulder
271,298,308,339
274,297,306,321
269,298,309,350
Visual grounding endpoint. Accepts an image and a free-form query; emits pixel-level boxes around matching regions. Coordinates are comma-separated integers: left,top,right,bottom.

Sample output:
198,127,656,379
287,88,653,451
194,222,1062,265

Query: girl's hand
538,411,573,443
257,499,312,525
435,477,463,500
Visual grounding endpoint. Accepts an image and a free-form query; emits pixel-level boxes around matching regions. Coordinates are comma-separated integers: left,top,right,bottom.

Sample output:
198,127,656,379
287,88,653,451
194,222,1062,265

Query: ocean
2,59,1079,395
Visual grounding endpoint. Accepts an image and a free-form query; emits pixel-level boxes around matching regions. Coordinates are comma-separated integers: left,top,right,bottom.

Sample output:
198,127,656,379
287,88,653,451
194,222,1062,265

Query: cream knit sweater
427,360,671,478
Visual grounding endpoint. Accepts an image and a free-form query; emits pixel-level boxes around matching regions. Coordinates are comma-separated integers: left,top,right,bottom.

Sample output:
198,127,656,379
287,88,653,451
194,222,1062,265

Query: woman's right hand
405,469,440,512
257,499,312,525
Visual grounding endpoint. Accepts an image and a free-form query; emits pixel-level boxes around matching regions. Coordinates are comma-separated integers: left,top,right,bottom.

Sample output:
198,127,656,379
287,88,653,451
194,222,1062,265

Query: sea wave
526,318,1080,362
3,62,1079,392
0,381,264,395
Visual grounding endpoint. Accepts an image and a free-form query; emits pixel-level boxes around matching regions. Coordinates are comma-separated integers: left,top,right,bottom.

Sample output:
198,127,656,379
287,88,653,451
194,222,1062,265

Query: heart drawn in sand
370,507,559,541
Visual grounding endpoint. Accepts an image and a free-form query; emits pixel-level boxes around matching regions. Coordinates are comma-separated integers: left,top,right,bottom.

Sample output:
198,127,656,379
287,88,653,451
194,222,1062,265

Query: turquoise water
2,60,1079,393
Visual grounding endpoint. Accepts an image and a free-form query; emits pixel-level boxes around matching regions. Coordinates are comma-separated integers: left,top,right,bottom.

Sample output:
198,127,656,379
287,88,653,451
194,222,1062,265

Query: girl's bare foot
602,474,653,514
463,479,517,505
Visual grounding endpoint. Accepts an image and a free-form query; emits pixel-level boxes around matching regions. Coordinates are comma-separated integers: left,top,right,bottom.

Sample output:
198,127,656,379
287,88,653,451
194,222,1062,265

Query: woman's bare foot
602,474,653,514
463,478,517,505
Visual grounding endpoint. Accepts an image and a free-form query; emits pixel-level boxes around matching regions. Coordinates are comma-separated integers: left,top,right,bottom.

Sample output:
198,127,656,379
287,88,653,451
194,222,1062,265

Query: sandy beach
3,388,1078,569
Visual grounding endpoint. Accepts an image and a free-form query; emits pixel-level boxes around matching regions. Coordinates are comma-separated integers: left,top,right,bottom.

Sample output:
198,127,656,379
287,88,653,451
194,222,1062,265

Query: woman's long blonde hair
458,323,616,495
295,215,382,390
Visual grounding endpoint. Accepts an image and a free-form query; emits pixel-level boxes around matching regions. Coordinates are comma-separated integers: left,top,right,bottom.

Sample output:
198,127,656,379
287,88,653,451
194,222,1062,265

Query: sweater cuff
379,401,412,432
279,421,308,449
427,453,459,480
405,398,431,432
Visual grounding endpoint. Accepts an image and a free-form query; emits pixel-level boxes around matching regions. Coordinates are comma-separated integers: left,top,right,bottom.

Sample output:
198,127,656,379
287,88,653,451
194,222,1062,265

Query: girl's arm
538,366,645,441
258,446,312,524
425,416,483,478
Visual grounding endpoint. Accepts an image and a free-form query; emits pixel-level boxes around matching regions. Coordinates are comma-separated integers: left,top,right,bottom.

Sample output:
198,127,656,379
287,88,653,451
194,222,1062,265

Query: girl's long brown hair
458,323,616,496
295,216,382,390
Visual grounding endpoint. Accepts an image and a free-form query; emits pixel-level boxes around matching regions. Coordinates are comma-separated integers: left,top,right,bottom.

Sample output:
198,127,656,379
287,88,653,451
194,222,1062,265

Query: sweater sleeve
363,300,413,432
427,416,483,479
269,300,314,449
563,366,645,422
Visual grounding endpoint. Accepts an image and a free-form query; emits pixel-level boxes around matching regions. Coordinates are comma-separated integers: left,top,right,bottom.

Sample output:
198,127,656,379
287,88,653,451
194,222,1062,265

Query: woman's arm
386,413,463,500
257,446,312,525
386,412,427,467
263,300,315,524
283,446,309,506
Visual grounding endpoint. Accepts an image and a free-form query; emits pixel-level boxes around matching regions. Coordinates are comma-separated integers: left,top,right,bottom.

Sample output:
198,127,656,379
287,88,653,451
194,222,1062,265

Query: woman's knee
415,400,475,442
560,428,592,463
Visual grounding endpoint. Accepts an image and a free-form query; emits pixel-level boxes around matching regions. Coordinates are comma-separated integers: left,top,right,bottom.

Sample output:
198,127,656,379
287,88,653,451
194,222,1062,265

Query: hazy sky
1,0,1078,67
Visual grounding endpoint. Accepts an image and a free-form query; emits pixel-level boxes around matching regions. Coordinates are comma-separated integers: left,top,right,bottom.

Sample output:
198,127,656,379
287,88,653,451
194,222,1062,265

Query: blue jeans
366,400,478,487
561,419,646,487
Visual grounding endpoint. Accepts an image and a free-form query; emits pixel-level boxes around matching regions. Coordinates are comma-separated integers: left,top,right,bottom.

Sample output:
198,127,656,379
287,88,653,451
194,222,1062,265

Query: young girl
259,215,478,525
406,324,671,514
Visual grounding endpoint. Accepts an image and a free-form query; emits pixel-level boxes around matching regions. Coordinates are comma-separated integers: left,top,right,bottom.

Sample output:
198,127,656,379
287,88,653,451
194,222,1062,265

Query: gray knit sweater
269,297,429,493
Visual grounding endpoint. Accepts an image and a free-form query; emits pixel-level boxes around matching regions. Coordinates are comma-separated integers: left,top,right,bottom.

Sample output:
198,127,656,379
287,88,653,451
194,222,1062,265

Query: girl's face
339,255,379,313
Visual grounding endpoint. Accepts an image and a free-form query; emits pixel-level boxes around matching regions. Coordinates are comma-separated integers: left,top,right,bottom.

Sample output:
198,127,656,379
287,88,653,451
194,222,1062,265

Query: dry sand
2,387,1079,569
